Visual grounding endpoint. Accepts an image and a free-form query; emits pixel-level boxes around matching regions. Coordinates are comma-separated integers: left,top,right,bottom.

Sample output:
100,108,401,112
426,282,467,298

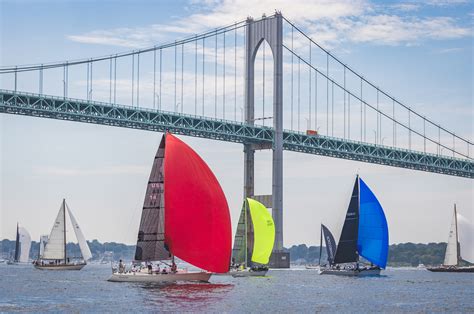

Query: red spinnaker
164,133,232,273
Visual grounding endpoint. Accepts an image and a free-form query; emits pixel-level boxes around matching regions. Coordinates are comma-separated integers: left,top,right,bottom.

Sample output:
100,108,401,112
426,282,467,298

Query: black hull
427,267,474,273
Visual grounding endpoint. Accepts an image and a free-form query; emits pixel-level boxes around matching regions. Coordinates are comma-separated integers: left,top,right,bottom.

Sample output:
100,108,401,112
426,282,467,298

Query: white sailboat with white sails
427,205,474,273
7,223,31,265
34,199,92,270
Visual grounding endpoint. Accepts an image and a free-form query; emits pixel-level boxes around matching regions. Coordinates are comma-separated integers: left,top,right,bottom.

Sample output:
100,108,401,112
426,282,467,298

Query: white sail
443,209,458,266
66,205,92,261
39,235,48,258
458,213,474,263
42,202,66,260
18,226,31,263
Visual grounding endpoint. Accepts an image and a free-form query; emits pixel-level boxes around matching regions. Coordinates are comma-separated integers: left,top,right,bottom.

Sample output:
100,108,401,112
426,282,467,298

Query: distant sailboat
427,205,474,273
108,133,232,283
230,198,275,277
7,223,31,265
319,175,389,276
34,199,92,270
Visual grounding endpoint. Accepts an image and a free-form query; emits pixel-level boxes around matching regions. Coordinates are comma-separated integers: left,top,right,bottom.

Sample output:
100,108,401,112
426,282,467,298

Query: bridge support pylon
244,13,289,268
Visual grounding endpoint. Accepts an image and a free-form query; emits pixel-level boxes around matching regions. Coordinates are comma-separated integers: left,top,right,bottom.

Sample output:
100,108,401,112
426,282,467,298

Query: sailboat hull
427,266,474,273
230,269,268,277
34,263,86,270
107,271,212,283
319,268,381,276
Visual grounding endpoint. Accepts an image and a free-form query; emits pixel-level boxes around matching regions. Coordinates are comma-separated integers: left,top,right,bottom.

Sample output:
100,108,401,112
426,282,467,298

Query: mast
63,199,67,264
454,204,459,266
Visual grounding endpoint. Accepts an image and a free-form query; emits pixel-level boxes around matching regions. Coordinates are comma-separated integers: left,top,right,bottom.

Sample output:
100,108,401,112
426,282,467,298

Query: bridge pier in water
244,13,289,268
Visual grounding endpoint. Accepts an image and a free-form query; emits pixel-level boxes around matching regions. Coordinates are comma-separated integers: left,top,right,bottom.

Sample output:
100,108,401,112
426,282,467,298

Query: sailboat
427,205,474,273
229,198,275,277
34,199,92,270
319,175,389,276
7,223,31,265
108,133,232,283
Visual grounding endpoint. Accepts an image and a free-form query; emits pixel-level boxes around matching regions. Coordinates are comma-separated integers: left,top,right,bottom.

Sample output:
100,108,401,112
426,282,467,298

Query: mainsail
67,205,92,261
42,201,66,260
17,226,31,263
443,206,459,266
321,224,337,266
232,202,248,266
164,133,232,273
135,137,170,261
357,178,389,269
333,176,360,264
248,198,275,265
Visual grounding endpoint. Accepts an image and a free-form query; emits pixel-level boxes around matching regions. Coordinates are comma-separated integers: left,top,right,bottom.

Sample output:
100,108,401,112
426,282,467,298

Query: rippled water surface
0,264,473,312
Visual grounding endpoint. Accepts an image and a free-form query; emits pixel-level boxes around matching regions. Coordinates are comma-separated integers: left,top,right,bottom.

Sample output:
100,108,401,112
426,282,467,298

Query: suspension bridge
1,13,472,267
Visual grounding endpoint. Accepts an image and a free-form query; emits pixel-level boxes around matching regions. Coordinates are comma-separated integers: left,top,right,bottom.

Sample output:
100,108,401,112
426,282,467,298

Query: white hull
108,271,211,283
230,269,268,277
34,263,86,271
305,265,319,270
319,268,381,276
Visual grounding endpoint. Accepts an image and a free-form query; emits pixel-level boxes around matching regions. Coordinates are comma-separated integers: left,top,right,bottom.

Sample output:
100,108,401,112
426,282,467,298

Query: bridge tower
244,13,289,268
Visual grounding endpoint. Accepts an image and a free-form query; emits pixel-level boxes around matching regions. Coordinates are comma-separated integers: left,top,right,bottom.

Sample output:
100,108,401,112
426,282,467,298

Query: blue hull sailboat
319,175,389,276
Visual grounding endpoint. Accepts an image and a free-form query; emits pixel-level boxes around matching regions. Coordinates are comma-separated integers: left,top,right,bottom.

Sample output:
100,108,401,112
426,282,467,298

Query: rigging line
131,53,134,107
234,23,237,122
298,56,301,132
315,70,317,131
202,37,205,116
181,43,184,114
215,30,218,119
283,45,468,158
291,26,294,130
309,40,311,130
114,56,117,104
153,49,156,110
195,35,198,115
137,52,140,107
223,31,226,119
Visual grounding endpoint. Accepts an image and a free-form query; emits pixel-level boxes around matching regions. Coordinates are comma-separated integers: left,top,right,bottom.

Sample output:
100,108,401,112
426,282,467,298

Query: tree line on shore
0,239,452,266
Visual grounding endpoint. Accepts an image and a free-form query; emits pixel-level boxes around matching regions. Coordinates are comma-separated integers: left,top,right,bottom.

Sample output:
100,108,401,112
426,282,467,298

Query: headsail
248,198,275,265
321,224,337,266
135,136,170,261
42,202,66,260
333,176,360,264
357,178,389,269
17,226,31,263
443,206,459,266
232,202,247,266
164,133,232,273
66,204,92,261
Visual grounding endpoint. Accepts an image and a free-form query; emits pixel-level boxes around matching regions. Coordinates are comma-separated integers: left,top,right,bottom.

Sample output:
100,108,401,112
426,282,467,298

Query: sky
0,0,473,247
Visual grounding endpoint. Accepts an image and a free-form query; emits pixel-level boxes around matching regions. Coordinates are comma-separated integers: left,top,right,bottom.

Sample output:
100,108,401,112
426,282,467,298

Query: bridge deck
1,90,472,178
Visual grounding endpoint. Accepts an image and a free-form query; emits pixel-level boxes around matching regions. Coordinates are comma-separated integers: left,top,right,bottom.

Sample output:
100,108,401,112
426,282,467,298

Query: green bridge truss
1,89,472,178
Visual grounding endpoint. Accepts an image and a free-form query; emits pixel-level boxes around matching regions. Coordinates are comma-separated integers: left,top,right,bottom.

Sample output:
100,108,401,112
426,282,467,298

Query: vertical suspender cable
291,27,294,130
86,62,89,100
109,57,113,103
315,70,317,131
263,40,265,126
137,52,140,107
408,109,411,149
65,62,68,98
360,78,363,141
215,30,218,118
181,43,184,114
344,67,346,139
309,41,311,130
223,31,226,119
376,89,379,144
298,57,301,132
131,54,134,107
153,48,156,110
393,99,396,147
332,81,334,136
90,60,93,100
234,24,237,121
39,64,43,94
114,56,117,104
326,54,329,135
159,49,162,110
424,118,426,153
202,37,205,116
174,43,177,111
195,35,198,115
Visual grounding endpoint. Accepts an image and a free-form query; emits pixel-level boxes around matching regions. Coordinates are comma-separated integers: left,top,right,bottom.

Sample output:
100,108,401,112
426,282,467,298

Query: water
0,264,473,312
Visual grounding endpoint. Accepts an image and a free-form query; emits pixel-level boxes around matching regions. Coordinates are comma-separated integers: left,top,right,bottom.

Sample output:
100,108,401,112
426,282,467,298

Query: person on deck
171,261,177,273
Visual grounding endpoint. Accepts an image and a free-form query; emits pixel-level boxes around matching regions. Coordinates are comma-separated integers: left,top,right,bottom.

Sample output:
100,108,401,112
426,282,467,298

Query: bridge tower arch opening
244,13,289,268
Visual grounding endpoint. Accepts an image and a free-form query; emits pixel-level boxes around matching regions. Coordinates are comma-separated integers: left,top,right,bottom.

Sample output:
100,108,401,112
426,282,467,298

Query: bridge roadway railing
1,89,472,178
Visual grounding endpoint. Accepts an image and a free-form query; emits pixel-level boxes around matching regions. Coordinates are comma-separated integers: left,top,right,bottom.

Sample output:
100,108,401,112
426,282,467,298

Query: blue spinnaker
357,178,389,268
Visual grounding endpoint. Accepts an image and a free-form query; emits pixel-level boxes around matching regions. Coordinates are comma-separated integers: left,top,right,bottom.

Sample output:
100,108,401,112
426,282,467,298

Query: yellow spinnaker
248,198,275,265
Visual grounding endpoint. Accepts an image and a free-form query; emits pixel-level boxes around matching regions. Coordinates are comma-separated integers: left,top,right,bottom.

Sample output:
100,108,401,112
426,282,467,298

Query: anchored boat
427,205,474,273
7,223,31,265
229,198,275,277
319,175,389,276
108,133,232,283
34,199,92,270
